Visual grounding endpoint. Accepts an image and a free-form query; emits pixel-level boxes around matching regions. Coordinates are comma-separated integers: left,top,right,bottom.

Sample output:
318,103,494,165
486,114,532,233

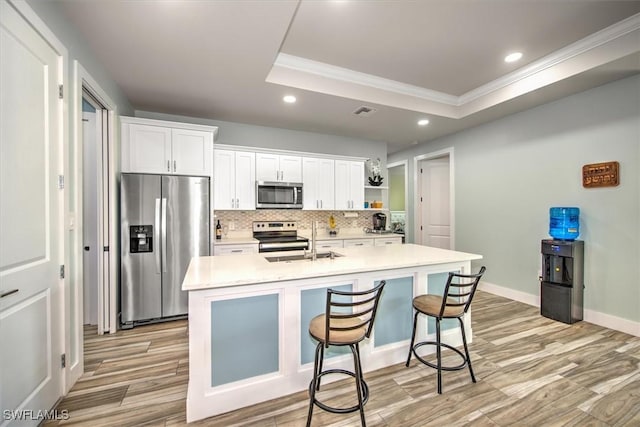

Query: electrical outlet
352,220,358,227
229,221,235,231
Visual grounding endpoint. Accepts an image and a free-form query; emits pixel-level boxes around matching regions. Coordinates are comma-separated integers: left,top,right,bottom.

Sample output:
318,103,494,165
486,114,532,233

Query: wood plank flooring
46,291,640,426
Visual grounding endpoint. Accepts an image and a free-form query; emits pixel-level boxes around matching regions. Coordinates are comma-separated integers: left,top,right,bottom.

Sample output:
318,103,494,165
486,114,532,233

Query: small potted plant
366,158,384,186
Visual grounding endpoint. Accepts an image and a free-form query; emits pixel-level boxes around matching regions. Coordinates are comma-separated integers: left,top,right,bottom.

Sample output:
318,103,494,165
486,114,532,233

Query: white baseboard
478,281,640,337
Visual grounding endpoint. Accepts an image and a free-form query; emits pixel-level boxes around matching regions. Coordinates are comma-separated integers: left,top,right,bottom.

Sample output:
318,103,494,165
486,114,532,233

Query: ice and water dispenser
129,225,153,253
540,208,584,324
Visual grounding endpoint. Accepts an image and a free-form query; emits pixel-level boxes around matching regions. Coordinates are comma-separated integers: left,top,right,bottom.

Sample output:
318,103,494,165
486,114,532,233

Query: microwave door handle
294,187,298,205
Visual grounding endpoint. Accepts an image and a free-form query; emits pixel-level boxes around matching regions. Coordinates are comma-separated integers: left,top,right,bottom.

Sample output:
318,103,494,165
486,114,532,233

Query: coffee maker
372,213,387,230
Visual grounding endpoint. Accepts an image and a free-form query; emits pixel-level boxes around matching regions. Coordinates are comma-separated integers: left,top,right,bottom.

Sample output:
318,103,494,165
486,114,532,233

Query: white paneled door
0,1,64,423
420,158,451,249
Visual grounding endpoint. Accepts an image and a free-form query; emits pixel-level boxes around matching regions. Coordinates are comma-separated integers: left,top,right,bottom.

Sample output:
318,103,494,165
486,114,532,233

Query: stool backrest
439,266,486,318
325,281,386,345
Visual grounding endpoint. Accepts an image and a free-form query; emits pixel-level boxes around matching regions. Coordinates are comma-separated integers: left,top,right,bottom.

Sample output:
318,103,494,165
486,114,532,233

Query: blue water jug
549,207,580,240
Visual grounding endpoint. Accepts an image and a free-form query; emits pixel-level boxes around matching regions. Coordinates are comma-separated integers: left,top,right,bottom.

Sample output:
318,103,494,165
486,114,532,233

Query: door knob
84,246,90,251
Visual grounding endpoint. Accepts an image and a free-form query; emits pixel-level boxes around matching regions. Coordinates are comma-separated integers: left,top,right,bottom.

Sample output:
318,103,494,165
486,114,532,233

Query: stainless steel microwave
256,181,303,209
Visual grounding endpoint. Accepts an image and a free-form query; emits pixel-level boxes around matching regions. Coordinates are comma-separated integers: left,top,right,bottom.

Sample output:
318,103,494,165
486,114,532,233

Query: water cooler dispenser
540,207,584,324
540,240,584,324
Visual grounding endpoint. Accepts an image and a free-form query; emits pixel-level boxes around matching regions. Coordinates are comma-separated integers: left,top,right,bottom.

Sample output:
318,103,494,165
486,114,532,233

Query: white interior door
0,0,64,420
420,157,451,249
82,109,99,326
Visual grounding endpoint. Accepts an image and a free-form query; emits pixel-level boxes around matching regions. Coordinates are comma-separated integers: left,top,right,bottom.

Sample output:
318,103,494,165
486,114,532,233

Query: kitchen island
182,244,482,422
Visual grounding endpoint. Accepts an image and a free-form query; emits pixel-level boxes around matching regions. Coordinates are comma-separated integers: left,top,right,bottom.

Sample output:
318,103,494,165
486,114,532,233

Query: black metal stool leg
458,317,476,383
306,342,323,427
406,311,419,367
351,343,367,427
315,345,325,391
436,318,442,394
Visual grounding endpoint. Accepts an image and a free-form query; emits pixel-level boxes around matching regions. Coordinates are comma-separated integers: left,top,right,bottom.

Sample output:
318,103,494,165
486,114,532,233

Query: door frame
386,159,409,237
413,148,455,248
70,60,118,387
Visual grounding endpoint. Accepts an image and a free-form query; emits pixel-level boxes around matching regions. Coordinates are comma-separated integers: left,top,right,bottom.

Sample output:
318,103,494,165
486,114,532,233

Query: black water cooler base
540,281,582,324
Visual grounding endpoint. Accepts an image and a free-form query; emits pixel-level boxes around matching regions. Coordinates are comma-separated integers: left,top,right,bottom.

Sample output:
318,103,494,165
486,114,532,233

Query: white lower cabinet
374,236,403,246
343,238,374,248
315,239,344,249
214,243,258,256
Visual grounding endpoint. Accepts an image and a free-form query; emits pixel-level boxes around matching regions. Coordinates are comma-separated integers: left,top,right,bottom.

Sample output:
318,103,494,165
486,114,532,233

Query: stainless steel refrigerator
120,173,210,328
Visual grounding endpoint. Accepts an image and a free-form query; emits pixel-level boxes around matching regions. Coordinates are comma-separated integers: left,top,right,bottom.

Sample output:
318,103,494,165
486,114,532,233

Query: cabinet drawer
214,244,258,256
343,239,374,248
316,240,343,249
374,237,402,246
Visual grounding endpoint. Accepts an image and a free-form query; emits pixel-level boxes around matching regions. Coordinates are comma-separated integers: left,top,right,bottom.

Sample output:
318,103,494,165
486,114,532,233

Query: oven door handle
260,241,309,251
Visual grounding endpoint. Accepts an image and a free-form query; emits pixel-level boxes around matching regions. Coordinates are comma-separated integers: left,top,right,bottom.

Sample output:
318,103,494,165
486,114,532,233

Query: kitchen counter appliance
120,173,210,328
256,181,303,209
253,221,309,252
373,212,387,230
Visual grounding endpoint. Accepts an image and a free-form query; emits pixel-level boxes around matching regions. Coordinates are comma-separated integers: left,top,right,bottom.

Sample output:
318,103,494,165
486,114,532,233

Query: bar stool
306,281,386,427
405,266,486,394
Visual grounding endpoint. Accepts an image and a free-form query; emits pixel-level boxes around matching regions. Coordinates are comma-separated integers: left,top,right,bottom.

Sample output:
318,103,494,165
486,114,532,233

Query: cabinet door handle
355,243,364,246
231,249,242,253
1,289,19,299
173,160,177,172
167,160,170,172
320,200,323,209
236,198,239,208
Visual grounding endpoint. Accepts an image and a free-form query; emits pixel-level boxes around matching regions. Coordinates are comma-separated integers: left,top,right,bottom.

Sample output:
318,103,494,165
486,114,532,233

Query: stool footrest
411,341,468,371
309,369,369,414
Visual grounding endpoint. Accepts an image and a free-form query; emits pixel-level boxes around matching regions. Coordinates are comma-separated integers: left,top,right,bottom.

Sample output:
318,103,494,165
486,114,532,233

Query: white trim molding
479,281,640,337
267,13,640,119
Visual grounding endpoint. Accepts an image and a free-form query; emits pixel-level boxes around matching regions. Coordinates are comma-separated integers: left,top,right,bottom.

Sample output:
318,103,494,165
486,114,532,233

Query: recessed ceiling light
283,95,296,103
504,52,523,63
417,119,430,126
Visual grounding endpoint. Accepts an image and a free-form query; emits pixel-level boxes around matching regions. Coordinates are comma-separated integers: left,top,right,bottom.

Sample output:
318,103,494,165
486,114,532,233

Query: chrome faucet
305,220,317,261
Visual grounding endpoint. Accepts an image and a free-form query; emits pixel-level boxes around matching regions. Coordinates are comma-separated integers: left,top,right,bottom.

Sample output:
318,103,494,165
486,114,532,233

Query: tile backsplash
214,210,377,231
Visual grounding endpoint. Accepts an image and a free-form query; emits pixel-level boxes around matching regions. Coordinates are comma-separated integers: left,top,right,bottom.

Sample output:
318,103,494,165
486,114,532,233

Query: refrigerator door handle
161,197,168,273
155,198,161,273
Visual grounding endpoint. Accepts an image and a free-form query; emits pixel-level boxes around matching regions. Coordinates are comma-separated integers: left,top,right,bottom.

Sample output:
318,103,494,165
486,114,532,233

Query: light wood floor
47,291,640,426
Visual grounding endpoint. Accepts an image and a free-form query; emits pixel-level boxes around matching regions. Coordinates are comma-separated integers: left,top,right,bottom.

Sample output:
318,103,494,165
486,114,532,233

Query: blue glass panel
374,277,413,347
427,272,459,333
300,284,352,365
211,294,279,387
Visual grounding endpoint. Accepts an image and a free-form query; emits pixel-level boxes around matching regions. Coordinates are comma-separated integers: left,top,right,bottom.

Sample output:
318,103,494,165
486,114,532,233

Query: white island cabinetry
183,244,481,422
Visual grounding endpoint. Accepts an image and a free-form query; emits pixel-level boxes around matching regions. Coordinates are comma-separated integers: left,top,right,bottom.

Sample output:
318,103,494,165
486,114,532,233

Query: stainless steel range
253,221,309,253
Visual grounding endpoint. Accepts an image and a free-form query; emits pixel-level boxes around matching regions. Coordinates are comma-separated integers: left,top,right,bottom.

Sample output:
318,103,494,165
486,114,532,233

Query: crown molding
274,53,459,105
460,12,640,105
270,13,640,118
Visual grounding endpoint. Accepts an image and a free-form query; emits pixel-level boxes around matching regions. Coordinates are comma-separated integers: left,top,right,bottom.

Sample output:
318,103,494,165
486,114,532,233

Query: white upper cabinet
303,157,335,210
122,117,215,176
335,160,365,210
214,149,255,210
256,153,302,182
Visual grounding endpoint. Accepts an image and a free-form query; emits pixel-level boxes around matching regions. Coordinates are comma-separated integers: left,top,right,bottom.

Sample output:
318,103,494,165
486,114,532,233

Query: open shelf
364,185,388,190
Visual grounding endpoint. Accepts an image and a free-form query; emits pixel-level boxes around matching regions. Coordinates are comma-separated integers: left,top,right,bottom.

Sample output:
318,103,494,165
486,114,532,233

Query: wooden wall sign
582,161,619,188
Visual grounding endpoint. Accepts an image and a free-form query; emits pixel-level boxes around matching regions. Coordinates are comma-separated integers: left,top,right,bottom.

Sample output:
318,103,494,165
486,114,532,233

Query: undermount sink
265,252,344,263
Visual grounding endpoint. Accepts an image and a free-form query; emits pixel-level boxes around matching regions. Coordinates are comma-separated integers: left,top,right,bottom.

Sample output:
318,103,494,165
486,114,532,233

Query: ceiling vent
352,106,378,117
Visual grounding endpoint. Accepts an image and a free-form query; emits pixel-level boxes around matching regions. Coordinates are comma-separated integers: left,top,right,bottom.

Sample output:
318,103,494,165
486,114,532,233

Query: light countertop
182,243,481,291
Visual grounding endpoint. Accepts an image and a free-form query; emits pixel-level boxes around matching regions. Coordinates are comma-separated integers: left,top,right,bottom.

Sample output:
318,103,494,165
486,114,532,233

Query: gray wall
389,75,640,323
135,111,387,166
26,0,133,116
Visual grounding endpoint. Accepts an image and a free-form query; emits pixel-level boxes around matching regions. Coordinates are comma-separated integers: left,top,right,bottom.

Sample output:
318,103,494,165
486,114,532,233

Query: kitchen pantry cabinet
121,117,215,176
302,157,335,210
214,149,255,210
334,160,365,210
256,153,302,182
